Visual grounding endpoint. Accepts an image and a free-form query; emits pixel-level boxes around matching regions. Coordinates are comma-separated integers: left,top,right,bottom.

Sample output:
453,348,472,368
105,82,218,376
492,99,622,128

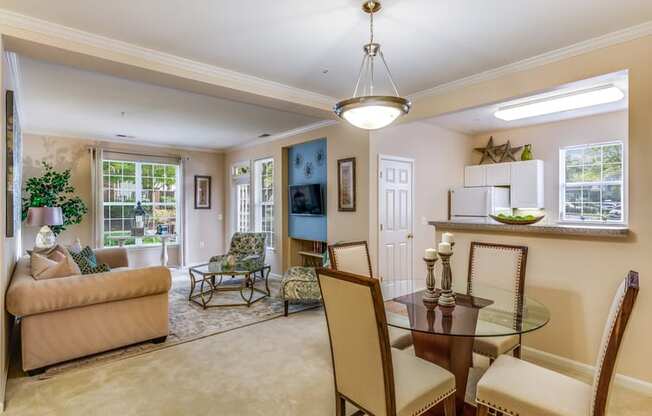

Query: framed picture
5,90,21,238
337,157,356,212
194,175,211,209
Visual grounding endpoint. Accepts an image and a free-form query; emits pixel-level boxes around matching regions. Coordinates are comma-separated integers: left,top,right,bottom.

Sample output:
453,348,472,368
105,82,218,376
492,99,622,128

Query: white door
379,156,414,299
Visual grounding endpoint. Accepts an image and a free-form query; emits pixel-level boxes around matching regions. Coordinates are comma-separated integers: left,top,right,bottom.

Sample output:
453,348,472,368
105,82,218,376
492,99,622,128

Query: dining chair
317,268,457,416
329,241,413,350
475,270,639,416
467,242,528,362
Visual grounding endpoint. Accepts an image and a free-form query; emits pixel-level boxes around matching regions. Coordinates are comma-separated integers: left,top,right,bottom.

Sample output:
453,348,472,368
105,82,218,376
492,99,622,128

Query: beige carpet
5,309,651,415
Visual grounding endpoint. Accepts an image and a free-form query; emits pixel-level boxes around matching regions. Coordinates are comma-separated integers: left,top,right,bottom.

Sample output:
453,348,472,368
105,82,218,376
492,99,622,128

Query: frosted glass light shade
494,85,624,121
334,96,411,130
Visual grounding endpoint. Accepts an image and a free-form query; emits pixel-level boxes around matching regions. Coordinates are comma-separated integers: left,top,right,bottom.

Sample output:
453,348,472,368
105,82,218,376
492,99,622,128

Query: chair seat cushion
281,267,321,302
392,348,456,416
388,326,413,350
476,355,591,416
473,335,519,358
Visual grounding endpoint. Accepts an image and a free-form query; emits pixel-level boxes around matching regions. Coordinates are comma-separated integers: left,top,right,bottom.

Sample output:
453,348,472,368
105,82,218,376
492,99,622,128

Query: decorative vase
521,144,533,161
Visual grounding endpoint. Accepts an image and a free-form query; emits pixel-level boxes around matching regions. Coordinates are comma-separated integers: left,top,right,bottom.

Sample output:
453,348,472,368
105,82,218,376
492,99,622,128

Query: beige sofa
6,247,171,373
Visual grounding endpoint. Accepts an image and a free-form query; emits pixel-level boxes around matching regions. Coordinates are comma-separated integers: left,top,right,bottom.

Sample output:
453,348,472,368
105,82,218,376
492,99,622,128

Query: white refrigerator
450,187,511,223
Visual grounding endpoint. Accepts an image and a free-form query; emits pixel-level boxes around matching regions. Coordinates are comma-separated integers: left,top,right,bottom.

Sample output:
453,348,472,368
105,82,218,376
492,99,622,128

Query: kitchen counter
429,220,630,238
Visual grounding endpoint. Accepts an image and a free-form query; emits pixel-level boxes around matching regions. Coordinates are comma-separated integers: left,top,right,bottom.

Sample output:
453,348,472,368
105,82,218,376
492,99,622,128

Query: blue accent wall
288,138,327,241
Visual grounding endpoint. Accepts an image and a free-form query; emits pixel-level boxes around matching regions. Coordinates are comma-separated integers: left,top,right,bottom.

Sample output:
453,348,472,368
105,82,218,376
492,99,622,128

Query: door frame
377,154,416,287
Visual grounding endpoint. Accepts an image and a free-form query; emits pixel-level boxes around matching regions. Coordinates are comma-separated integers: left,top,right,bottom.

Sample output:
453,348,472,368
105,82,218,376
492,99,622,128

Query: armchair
210,232,267,263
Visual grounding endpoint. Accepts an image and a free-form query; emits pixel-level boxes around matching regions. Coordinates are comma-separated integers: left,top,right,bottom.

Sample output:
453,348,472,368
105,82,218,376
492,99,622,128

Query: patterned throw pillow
79,246,98,267
70,250,110,275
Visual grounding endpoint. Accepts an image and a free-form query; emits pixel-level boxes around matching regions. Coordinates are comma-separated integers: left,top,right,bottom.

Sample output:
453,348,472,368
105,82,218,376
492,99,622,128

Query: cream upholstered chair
317,268,457,416
475,271,639,416
467,242,528,362
329,241,413,350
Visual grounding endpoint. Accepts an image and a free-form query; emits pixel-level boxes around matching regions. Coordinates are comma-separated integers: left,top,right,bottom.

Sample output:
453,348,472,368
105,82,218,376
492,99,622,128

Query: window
232,162,251,233
254,158,275,249
560,141,624,223
103,159,180,247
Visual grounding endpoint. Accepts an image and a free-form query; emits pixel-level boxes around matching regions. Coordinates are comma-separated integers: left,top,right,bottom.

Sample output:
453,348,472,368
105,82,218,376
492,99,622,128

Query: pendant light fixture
334,1,411,130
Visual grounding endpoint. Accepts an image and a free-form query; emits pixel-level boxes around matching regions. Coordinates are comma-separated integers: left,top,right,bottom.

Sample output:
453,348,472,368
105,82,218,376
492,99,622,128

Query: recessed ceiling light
258,133,271,138
322,69,329,74
116,134,134,139
494,85,624,121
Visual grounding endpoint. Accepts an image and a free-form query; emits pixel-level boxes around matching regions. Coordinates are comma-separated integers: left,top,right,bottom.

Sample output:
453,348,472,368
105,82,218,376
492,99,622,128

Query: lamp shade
26,207,64,227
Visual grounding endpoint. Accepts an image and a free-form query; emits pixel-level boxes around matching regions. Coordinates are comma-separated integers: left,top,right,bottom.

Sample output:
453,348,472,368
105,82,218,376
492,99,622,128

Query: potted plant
22,162,88,235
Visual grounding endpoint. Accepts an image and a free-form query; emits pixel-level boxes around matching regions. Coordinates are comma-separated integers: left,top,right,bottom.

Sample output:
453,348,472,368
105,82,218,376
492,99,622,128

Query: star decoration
474,136,505,164
497,140,524,162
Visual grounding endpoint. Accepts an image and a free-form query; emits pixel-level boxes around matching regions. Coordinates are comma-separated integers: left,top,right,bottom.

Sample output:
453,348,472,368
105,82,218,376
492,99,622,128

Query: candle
425,248,438,260
438,242,452,254
442,232,455,244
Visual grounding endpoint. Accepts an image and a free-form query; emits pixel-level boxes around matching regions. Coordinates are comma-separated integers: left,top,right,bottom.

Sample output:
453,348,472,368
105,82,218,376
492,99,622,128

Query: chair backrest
468,242,528,319
228,232,267,262
328,241,373,278
317,268,395,416
590,271,639,416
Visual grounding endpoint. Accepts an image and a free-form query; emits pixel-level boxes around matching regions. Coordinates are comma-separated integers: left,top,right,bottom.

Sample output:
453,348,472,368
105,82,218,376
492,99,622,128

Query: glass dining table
384,283,550,413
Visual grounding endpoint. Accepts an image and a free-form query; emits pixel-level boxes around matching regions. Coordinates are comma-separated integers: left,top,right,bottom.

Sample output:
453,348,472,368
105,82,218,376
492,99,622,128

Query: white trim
377,154,416,298
409,20,652,100
224,120,338,152
522,346,652,396
22,130,224,154
0,10,336,111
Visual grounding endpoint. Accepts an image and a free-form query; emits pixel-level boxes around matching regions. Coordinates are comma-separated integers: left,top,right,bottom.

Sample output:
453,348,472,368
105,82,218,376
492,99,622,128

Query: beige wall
21,134,225,267
224,123,370,275
0,37,16,411
369,121,474,287
471,111,628,221
407,35,652,383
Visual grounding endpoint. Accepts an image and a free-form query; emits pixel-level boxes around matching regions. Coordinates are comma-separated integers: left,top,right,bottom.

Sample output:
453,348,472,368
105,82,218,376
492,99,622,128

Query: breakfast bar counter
429,220,630,238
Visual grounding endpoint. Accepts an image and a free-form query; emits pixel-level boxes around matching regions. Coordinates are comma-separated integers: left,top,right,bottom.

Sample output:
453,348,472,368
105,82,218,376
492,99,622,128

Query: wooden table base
412,331,474,415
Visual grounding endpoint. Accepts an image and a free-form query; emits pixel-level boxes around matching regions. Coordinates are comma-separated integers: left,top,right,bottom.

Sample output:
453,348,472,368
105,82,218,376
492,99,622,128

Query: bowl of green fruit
490,213,545,225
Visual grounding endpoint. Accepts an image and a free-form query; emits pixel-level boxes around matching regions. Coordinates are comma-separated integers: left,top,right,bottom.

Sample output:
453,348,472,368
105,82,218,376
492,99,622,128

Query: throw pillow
68,238,83,254
70,250,111,275
79,246,98,267
30,246,81,280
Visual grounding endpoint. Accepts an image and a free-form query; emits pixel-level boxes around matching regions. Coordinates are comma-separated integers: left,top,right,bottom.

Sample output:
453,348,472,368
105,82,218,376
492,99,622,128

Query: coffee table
188,259,271,308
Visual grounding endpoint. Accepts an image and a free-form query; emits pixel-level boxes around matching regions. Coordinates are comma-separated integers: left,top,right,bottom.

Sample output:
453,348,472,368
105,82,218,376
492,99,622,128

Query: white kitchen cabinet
485,163,511,186
510,160,544,208
464,165,486,187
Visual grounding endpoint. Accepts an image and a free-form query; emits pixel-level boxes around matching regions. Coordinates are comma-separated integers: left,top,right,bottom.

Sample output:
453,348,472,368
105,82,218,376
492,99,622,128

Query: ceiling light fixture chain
334,1,411,130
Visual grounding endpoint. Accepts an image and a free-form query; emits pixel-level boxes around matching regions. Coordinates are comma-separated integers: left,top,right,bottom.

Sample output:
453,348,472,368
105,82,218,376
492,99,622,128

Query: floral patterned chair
210,232,267,264
281,266,321,316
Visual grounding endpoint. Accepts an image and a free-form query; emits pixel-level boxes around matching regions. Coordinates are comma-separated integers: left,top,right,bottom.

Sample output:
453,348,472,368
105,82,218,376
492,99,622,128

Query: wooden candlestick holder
423,257,439,303
438,250,456,307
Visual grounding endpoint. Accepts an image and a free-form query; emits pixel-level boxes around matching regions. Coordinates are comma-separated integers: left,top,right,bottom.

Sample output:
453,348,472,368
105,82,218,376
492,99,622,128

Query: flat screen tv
289,184,324,216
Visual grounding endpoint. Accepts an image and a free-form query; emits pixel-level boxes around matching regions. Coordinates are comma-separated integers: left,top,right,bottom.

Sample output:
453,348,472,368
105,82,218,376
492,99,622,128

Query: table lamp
26,207,64,249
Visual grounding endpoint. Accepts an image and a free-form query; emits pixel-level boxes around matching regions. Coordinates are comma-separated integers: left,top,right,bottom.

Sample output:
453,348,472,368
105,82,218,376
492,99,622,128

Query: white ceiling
17,56,321,150
426,71,629,135
2,0,652,98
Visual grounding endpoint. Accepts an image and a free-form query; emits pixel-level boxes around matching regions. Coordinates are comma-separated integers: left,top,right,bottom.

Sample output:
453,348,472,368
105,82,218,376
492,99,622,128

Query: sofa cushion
6,256,172,317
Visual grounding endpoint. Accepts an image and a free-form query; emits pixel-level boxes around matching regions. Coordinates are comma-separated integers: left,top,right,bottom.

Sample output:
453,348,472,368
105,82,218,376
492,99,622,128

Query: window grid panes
254,159,274,249
560,142,624,223
236,184,250,233
103,160,179,247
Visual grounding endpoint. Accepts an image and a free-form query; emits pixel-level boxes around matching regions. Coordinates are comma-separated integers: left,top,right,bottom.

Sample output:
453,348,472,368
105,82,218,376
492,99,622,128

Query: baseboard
522,346,652,396
269,272,282,279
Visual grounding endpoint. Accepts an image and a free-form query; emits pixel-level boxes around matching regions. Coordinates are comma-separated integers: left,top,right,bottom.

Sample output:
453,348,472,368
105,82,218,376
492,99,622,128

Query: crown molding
0,9,336,111
225,120,338,153
22,130,225,154
410,20,652,100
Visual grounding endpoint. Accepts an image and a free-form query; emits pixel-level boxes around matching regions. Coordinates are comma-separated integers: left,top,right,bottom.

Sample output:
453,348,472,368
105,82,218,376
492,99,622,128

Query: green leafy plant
21,162,88,235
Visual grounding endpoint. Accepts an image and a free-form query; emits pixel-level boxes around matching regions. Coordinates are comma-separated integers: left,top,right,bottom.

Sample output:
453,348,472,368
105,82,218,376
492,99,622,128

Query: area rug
19,274,318,380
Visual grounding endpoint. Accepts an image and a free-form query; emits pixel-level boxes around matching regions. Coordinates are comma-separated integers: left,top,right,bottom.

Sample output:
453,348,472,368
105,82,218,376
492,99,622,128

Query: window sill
109,243,181,251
